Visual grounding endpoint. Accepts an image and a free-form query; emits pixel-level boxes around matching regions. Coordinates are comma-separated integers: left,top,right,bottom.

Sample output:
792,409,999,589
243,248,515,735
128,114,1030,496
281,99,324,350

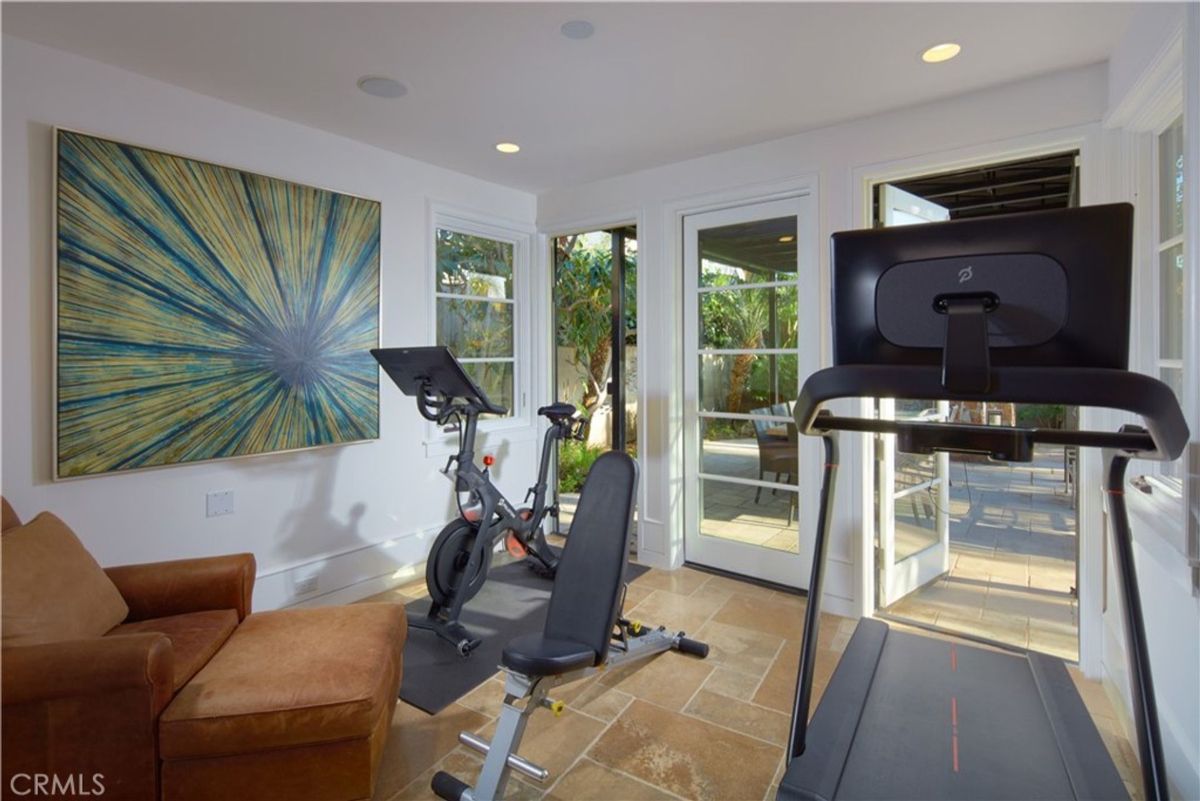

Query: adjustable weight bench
431,451,709,801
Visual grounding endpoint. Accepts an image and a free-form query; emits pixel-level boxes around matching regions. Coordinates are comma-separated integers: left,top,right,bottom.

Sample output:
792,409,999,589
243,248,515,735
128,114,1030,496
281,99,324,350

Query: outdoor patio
699,437,799,553
564,440,1078,659
886,444,1079,659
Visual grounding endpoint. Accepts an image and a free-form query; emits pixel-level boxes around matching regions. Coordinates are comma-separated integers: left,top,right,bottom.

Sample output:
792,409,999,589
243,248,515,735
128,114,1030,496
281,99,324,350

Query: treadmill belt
779,620,1127,801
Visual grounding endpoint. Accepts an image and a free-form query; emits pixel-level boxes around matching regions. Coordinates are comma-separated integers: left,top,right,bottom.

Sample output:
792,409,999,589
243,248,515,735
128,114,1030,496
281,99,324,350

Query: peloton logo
9,774,105,796
957,265,974,284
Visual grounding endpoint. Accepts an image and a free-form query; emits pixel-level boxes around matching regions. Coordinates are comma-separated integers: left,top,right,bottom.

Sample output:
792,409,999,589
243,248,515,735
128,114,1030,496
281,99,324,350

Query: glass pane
701,285,798,350
701,417,798,484
437,298,513,358
462,361,513,414
1160,243,1184,360
1160,367,1182,478
893,453,942,561
1161,366,1183,404
553,230,613,415
624,234,639,458
699,353,798,414
436,228,513,298
699,216,798,286
894,399,946,422
700,478,797,553
1159,116,1184,242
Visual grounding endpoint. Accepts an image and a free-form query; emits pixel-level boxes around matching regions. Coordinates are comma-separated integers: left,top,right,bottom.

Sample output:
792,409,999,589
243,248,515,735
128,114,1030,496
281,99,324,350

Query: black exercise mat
399,557,649,714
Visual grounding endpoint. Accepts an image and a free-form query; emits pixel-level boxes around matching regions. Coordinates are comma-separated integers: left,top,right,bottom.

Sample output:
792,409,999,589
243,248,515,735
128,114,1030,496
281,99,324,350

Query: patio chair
749,404,798,523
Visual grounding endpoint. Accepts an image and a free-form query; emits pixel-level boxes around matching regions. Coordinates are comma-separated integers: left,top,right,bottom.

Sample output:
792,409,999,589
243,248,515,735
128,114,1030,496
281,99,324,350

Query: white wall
538,63,1109,617
1100,6,1199,799
1,35,539,610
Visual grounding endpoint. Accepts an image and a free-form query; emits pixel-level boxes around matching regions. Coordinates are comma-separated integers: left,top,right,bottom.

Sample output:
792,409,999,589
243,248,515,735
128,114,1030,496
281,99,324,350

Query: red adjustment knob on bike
483,455,495,466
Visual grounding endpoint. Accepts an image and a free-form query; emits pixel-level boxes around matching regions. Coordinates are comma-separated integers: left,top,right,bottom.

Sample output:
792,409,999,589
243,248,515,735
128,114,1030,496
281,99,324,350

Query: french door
551,227,637,533
682,195,820,587
876,399,951,606
873,184,954,605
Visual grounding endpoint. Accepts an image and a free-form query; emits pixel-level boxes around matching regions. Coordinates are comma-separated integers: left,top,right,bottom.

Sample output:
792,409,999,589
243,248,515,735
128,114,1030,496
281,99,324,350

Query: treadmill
779,203,1189,801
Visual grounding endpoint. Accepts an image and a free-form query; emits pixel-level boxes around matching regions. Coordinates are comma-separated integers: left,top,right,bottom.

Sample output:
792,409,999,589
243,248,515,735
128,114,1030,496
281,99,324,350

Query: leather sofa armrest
2,635,173,801
2,633,174,708
106,553,256,622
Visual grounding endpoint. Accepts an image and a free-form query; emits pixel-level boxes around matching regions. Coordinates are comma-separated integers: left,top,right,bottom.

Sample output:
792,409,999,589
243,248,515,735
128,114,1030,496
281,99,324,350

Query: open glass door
552,228,637,533
682,196,818,586
875,184,953,606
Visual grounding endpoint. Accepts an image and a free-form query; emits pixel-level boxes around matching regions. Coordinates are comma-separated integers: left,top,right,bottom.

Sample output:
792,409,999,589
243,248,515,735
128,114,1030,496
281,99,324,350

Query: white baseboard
285,563,424,609
253,524,441,610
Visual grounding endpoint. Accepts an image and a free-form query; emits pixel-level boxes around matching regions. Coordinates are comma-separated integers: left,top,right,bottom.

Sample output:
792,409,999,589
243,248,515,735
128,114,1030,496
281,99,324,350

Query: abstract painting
55,129,380,478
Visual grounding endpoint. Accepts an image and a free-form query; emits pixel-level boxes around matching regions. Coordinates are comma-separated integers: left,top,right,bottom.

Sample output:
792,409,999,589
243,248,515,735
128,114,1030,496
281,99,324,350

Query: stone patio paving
699,438,798,553
885,445,1079,659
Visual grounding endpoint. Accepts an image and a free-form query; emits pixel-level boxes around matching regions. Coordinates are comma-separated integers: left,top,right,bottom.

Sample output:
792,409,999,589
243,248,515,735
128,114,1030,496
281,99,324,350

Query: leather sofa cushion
2,512,130,646
159,603,406,759
108,609,239,691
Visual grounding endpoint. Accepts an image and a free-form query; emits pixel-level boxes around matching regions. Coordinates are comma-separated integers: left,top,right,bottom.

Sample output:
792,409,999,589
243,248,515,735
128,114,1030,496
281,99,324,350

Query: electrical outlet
294,575,319,596
205,490,235,517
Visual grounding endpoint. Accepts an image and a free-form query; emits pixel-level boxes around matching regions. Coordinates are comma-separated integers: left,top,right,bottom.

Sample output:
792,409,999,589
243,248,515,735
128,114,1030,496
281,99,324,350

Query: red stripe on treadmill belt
951,696,960,773
950,645,957,672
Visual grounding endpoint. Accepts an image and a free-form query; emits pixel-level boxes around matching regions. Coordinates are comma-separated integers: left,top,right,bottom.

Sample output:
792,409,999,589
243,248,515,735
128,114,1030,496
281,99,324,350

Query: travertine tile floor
362,564,1140,801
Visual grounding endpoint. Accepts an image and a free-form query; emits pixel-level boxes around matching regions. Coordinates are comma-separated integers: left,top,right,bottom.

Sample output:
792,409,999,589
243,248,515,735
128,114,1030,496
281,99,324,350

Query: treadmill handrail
795,365,1188,461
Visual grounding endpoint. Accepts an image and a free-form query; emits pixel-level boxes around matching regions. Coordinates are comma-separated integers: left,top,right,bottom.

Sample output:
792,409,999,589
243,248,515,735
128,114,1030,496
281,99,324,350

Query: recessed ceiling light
921,43,961,64
778,235,796,243
495,142,521,154
357,76,407,98
561,20,595,40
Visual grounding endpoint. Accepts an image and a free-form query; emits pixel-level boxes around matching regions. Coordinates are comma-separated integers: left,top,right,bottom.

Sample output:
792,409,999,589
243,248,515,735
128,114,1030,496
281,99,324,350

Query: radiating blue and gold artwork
55,129,380,478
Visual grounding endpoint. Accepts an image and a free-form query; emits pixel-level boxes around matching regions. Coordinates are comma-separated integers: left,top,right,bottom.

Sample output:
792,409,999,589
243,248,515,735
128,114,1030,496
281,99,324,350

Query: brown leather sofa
1,497,406,801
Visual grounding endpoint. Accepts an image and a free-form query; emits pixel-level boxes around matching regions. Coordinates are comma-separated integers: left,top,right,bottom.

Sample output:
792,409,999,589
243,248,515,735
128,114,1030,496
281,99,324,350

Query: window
1156,116,1185,478
434,226,517,417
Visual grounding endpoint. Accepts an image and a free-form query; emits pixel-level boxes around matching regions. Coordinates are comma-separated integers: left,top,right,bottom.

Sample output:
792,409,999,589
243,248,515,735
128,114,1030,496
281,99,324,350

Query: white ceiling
3,2,1141,192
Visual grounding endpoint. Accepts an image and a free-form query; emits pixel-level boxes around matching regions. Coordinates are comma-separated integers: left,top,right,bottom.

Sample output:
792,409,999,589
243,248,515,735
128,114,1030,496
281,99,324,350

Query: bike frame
415,384,582,650
451,414,571,557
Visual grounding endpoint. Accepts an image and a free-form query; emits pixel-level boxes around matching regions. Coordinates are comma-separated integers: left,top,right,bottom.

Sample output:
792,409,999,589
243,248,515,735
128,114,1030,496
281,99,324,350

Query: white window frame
428,204,535,447
1113,11,1197,582
1149,113,1186,485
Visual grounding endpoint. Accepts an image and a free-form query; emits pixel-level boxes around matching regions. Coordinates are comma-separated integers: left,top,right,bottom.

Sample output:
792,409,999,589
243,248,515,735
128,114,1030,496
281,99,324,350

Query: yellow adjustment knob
550,700,565,717
630,620,643,635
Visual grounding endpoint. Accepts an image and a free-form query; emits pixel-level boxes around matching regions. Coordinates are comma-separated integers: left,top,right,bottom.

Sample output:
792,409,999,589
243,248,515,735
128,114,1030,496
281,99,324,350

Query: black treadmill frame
786,205,1187,801
788,393,1181,801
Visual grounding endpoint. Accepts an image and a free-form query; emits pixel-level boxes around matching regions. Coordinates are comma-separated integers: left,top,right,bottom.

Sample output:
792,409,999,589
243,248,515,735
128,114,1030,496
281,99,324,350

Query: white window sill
1125,476,1192,585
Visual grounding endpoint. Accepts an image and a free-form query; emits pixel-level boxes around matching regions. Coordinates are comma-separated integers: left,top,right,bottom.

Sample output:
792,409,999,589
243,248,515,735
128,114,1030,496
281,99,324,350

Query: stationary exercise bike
372,346,586,656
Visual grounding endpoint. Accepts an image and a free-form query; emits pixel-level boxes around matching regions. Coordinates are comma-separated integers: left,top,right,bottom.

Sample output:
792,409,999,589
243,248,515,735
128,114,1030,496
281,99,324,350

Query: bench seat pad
501,633,596,677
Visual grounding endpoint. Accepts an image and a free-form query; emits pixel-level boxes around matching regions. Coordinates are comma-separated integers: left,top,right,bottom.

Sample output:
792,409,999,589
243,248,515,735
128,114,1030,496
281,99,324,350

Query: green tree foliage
435,229,515,409
700,272,798,413
557,439,605,492
554,235,637,415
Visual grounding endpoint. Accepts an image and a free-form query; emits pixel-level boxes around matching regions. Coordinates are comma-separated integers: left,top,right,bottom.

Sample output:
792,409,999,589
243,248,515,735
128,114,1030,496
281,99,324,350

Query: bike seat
501,633,597,677
537,402,577,421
